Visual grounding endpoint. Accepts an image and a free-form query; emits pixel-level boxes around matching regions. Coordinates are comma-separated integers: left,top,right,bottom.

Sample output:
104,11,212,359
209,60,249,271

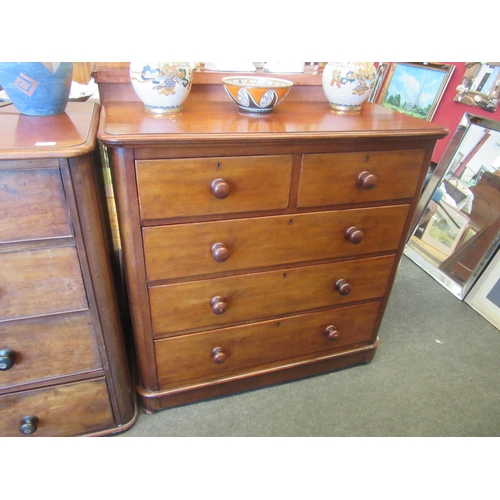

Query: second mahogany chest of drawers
0,102,135,435
98,97,447,413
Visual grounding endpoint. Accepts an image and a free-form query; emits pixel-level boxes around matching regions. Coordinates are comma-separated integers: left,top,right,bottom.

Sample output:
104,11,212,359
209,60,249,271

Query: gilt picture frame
378,62,455,121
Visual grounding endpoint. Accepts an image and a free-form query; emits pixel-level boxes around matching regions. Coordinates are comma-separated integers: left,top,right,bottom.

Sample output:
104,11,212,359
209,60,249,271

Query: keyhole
365,155,370,163
217,162,222,170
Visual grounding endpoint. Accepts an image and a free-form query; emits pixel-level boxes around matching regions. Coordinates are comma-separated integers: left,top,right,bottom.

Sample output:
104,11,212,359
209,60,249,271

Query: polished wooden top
0,102,100,159
98,100,449,147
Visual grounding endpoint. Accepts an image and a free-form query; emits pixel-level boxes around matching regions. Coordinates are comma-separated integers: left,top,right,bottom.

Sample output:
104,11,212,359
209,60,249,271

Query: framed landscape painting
378,62,455,120
420,201,470,257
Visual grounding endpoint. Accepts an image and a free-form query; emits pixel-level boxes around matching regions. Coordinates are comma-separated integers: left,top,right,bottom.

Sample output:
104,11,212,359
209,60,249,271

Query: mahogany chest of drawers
98,96,447,413
0,102,135,435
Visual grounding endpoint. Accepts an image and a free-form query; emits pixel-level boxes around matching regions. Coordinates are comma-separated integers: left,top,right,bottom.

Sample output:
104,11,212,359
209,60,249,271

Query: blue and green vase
0,62,73,116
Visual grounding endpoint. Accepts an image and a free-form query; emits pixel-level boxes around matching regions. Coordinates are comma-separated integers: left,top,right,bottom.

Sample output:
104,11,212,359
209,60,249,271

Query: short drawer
0,312,102,390
149,254,395,335
0,168,72,243
136,155,292,220
0,246,88,321
0,378,115,436
298,149,426,208
156,301,381,390
143,205,409,281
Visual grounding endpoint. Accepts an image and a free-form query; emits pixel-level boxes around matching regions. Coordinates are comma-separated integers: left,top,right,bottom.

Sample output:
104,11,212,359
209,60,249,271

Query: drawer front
136,155,293,220
0,312,102,390
156,301,381,390
144,205,409,281
0,168,72,244
298,150,426,208
0,378,114,436
0,246,88,321
149,255,395,335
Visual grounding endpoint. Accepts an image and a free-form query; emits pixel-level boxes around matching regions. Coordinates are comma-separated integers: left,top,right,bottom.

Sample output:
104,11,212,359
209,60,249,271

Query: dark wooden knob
0,349,15,371
211,347,227,364
210,296,227,315
325,325,340,341
357,171,377,190
211,178,230,199
345,226,364,244
211,243,230,262
19,416,39,435
335,279,352,296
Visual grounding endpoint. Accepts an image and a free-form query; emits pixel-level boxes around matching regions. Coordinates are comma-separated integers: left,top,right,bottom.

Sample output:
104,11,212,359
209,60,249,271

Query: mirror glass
405,113,500,299
454,62,500,112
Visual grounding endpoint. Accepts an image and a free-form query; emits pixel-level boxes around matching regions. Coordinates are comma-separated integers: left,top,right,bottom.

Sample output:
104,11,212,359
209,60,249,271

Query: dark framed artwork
466,249,500,329
378,62,455,121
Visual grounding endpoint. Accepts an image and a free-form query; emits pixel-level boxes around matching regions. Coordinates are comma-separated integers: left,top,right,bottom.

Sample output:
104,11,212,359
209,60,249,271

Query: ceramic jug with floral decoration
129,62,193,114
322,62,376,111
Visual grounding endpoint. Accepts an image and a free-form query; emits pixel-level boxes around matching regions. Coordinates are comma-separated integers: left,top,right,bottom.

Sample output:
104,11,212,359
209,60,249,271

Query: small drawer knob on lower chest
211,243,230,262
19,416,39,435
357,171,377,190
334,279,352,296
211,347,227,364
345,226,364,244
0,349,15,370
210,296,227,315
211,178,231,199
325,325,340,341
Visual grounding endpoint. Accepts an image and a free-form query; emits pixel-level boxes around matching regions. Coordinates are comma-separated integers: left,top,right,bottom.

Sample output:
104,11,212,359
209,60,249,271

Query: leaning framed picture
378,62,455,120
466,248,500,330
420,201,470,257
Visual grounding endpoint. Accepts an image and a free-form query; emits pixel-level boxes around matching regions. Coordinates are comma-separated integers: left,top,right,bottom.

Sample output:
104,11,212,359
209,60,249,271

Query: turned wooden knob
325,325,340,341
211,242,230,262
211,178,231,199
345,226,364,244
211,347,227,364
357,171,377,190
210,296,227,315
334,279,352,296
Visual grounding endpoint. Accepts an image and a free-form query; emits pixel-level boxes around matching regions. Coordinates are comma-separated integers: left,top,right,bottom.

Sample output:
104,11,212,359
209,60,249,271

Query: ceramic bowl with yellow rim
222,76,293,114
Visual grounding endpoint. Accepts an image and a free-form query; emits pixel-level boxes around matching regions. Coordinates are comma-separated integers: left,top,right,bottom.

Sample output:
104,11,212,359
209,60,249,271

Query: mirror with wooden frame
405,113,500,299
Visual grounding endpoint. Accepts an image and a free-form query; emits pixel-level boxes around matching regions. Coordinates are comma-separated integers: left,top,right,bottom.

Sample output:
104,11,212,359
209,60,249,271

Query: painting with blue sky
380,63,453,120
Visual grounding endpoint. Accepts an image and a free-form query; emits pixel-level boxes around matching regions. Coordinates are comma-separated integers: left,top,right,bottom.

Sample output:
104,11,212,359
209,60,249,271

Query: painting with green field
379,63,454,121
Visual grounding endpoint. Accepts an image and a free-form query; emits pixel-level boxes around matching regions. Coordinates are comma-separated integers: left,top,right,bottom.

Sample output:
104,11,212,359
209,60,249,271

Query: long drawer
0,378,114,437
0,245,88,321
155,301,381,390
136,155,293,220
298,150,426,207
149,254,395,335
0,311,101,390
143,205,409,281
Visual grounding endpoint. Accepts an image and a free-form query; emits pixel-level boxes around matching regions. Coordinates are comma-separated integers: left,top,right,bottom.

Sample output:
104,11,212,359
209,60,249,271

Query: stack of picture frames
403,112,500,329
369,63,500,330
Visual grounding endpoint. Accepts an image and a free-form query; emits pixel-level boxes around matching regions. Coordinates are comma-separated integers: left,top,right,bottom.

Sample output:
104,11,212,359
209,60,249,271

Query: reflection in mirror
405,113,500,299
454,62,500,112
